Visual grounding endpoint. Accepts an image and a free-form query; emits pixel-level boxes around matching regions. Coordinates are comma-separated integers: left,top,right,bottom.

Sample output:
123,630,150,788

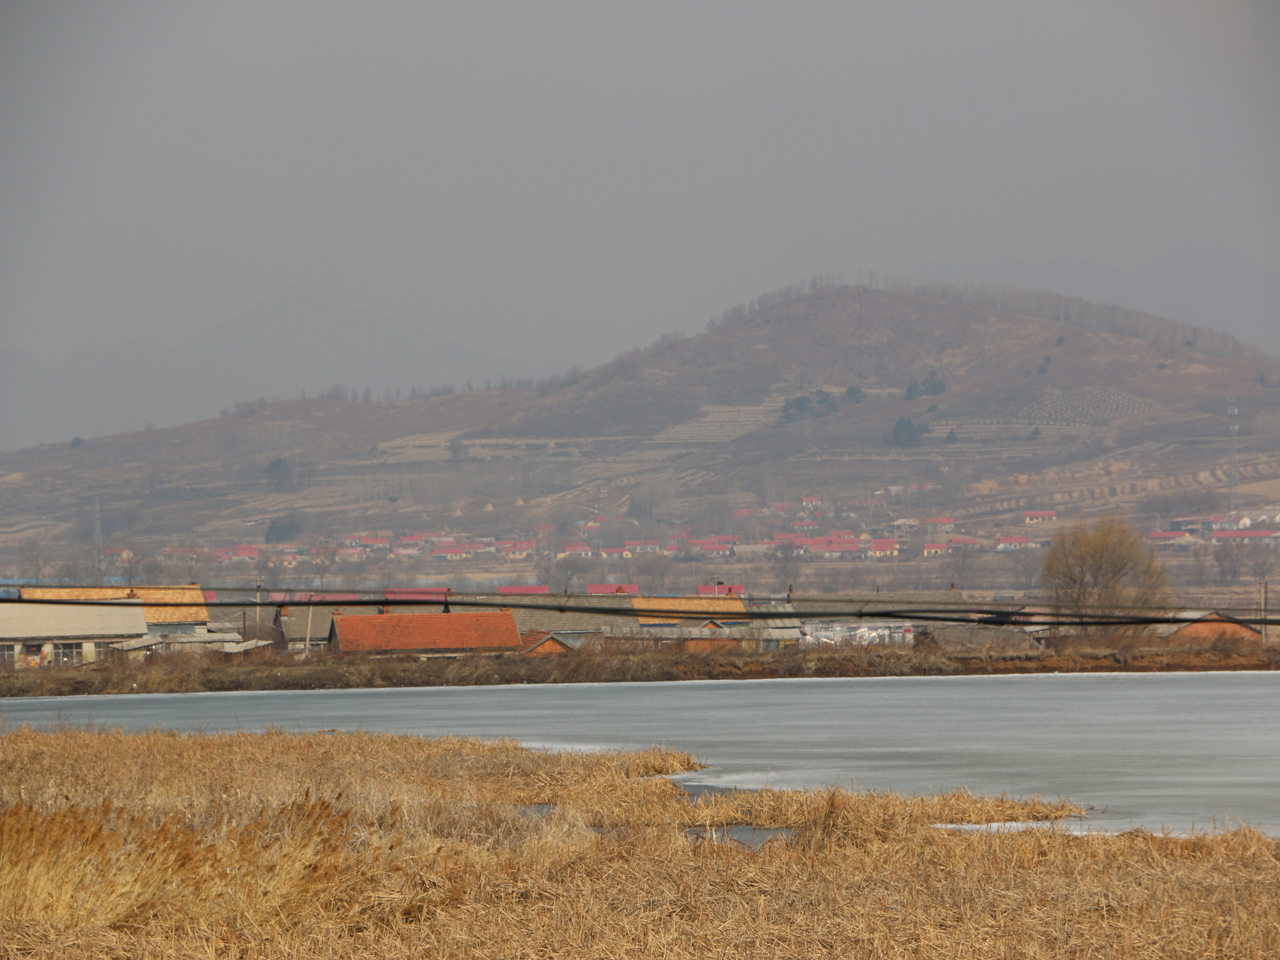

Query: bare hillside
2,285,1278,563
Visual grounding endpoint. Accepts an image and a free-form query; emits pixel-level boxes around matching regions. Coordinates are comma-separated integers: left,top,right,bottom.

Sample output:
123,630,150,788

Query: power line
6,593,1279,629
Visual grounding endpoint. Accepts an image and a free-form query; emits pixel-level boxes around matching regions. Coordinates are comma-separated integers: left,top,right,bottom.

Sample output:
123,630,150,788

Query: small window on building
0,645,15,669
93,642,115,664
52,643,83,667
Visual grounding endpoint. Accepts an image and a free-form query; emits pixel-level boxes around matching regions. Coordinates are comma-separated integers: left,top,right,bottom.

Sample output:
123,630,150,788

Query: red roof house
1164,612,1263,648
868,538,899,557
331,610,521,655
697,584,745,595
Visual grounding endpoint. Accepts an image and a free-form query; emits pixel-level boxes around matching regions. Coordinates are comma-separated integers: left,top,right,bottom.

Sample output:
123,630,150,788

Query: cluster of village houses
2,569,1271,670
94,502,1280,579
1145,512,1280,549
0,582,909,668
6,497,1276,669
144,504,1097,575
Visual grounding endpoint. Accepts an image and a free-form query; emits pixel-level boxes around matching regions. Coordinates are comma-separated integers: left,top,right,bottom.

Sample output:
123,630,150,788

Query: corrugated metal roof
333,611,521,653
454,595,639,635
0,602,148,641
789,591,960,618
744,599,803,637
22,586,209,625
113,631,244,651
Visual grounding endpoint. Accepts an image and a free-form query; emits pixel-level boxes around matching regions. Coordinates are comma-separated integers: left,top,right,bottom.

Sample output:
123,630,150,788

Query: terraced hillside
1,284,1277,565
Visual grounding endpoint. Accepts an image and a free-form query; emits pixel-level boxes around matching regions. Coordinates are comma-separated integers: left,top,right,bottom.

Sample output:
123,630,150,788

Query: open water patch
686,825,796,848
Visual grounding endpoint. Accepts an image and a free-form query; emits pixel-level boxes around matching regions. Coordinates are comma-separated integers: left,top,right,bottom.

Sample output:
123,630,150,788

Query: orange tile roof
334,610,521,653
1165,612,1262,646
21,585,210,625
631,596,749,625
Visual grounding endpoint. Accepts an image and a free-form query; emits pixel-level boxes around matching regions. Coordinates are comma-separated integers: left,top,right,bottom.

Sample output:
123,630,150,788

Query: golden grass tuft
1,727,1276,958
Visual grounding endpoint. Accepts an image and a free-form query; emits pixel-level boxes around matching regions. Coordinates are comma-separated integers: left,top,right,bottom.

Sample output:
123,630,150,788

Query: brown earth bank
3,645,1278,699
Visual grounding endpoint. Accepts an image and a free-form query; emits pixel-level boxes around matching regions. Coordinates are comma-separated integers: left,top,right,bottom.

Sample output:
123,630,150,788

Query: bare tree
539,557,592,593
636,554,676,594
1042,517,1167,647
946,543,979,588
1245,543,1275,582
1006,548,1041,591
1189,542,1211,585
305,545,335,591
16,538,51,583
771,542,801,589
118,543,151,586
1214,541,1247,583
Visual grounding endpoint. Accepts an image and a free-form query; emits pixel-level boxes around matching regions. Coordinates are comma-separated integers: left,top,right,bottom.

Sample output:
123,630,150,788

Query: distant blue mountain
0,288,533,451
919,240,1279,358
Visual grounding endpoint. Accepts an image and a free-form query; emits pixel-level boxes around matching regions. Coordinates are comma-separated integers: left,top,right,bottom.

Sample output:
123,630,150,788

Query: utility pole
305,593,315,658
255,577,262,641
1263,580,1269,645
1227,396,1241,517
93,496,104,585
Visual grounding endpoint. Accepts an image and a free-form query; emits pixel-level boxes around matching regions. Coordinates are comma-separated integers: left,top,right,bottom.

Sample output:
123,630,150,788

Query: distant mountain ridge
2,284,1277,559
4,270,1274,454
0,288,536,451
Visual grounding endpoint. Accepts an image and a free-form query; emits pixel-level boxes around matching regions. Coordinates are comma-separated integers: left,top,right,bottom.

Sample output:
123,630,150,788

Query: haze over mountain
3,284,1277,568
3,3,1276,391
0,288,542,451
920,240,1280,356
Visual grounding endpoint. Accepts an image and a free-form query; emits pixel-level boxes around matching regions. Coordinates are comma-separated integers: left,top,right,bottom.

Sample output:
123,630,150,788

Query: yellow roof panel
631,596,749,625
22,586,210,625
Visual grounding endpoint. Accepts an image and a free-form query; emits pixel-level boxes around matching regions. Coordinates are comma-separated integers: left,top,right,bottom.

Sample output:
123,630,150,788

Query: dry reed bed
0,729,1276,958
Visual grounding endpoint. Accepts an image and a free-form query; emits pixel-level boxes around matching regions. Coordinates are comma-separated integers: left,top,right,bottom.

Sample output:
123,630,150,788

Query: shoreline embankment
2,644,1276,698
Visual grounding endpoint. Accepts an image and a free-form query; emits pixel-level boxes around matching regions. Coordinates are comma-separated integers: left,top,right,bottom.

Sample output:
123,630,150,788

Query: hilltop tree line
708,274,845,331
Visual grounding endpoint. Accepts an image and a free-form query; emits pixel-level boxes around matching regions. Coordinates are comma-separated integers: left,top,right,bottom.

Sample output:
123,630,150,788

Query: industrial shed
22,585,212,636
0,601,148,667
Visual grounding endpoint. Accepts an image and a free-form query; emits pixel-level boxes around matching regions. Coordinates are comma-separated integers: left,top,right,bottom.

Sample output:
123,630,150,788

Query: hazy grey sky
2,0,1277,369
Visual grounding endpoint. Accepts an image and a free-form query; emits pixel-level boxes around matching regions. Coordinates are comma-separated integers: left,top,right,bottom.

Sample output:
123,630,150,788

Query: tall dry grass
0,728,1276,958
